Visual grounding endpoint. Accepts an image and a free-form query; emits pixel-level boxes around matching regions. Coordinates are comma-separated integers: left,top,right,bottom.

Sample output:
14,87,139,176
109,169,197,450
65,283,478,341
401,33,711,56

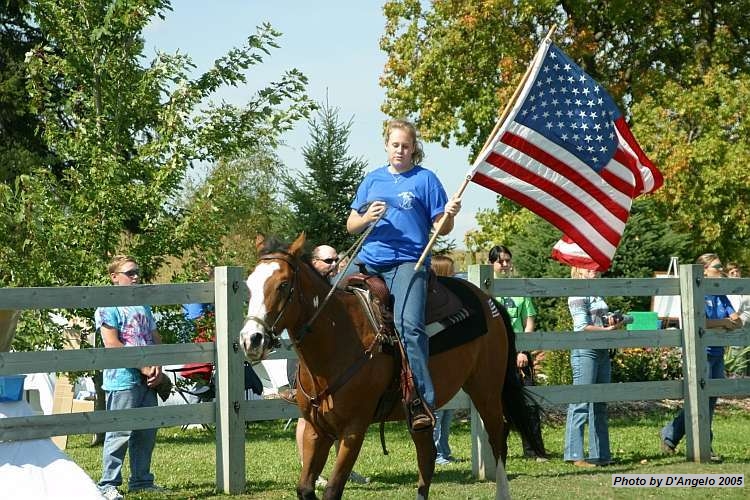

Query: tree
381,0,750,155
0,0,315,350
176,147,295,280
381,0,750,261
632,67,750,263
0,0,56,182
465,199,535,254
282,100,366,250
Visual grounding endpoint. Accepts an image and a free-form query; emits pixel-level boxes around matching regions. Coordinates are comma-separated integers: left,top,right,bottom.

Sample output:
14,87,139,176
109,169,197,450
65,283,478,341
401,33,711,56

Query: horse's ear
255,233,266,253
289,232,306,257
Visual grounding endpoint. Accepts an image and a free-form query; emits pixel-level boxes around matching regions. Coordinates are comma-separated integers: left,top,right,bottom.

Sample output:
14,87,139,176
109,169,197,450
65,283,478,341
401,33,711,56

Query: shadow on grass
157,431,215,445
126,481,218,499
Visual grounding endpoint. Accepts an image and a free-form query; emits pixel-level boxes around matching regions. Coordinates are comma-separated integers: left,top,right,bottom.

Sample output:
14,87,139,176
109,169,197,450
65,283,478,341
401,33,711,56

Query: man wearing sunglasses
287,244,369,486
311,245,340,280
95,256,169,499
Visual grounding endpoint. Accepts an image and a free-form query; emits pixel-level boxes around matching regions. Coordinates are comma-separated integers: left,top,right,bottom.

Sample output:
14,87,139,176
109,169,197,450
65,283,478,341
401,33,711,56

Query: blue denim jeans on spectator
660,353,724,448
433,409,454,461
362,261,433,408
99,383,158,491
564,349,611,463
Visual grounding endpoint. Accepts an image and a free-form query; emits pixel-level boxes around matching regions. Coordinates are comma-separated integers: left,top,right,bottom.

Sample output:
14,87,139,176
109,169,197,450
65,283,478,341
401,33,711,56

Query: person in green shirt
489,245,547,461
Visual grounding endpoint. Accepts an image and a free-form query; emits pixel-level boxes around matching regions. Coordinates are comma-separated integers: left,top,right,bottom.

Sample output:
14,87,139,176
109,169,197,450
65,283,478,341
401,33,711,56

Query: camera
602,311,634,326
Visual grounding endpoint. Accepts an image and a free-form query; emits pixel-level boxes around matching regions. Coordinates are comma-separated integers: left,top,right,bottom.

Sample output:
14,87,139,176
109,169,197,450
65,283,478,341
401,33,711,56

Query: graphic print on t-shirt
397,190,415,209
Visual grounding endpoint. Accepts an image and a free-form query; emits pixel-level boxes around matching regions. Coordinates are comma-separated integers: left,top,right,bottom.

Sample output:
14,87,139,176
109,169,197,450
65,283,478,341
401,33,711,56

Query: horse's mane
257,236,290,255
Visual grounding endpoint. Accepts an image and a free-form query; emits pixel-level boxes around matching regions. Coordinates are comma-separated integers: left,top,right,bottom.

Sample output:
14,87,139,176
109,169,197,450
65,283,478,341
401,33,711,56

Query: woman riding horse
240,234,543,500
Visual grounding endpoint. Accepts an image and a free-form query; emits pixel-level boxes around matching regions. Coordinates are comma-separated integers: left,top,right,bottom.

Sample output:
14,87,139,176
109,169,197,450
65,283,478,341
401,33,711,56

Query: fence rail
1,265,749,492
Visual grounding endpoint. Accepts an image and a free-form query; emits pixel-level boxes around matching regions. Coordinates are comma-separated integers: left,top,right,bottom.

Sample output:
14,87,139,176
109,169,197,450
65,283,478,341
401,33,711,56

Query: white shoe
100,486,123,500
348,471,370,484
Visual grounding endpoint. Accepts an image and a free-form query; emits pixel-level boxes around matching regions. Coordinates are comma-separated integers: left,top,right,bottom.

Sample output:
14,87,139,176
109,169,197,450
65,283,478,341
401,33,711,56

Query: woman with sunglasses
347,119,461,432
95,255,167,499
660,253,742,461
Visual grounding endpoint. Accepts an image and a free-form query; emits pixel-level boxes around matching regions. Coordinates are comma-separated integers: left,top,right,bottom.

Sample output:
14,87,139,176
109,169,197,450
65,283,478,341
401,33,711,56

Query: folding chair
165,363,215,404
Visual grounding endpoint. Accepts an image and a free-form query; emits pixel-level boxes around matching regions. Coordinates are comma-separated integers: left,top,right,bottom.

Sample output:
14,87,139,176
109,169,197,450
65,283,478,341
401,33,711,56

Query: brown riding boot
408,398,435,432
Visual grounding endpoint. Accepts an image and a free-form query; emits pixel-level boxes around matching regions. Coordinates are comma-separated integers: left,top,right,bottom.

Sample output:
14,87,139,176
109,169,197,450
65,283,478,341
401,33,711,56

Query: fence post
468,263,496,480
214,266,247,493
678,264,711,462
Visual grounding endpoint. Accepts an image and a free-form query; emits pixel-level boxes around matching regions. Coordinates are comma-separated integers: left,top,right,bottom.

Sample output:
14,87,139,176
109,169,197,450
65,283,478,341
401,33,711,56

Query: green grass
65,404,750,499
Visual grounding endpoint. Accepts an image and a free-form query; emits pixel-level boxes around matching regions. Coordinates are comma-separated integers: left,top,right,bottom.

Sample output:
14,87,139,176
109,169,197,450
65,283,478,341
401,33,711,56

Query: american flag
469,41,663,271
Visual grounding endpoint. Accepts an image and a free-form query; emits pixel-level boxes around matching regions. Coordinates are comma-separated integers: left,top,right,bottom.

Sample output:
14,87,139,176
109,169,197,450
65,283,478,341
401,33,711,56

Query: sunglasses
118,268,140,277
317,258,338,265
710,263,723,271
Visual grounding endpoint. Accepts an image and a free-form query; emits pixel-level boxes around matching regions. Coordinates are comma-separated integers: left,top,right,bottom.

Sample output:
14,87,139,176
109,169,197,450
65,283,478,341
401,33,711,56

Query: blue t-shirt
95,305,158,391
705,295,735,357
351,165,448,267
182,303,212,321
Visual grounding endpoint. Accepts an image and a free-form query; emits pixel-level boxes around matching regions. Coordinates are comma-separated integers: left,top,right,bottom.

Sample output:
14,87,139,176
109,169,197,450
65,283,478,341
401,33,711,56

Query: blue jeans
433,409,454,460
564,349,611,463
362,261,433,408
99,383,158,490
661,353,724,448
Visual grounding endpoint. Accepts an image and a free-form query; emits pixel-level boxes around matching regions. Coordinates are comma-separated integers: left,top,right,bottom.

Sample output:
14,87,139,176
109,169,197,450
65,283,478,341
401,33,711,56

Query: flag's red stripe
472,172,614,268
614,119,663,192
600,154,638,198
500,131,630,222
550,247,603,271
611,148,642,197
484,150,622,246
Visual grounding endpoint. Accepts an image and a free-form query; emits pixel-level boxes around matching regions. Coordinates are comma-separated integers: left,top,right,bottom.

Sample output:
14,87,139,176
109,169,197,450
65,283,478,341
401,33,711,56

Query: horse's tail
494,298,546,458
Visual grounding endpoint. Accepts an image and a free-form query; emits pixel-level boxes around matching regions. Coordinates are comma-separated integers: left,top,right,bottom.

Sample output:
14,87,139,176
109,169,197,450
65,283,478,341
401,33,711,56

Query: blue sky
144,1,498,248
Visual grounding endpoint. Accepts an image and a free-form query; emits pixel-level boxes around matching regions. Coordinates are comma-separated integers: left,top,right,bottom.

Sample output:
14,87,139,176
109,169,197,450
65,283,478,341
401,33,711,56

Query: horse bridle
245,252,300,345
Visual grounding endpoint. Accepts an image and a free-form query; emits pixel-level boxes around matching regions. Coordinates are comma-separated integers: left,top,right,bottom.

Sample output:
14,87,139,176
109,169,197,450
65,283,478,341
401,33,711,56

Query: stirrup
408,399,434,432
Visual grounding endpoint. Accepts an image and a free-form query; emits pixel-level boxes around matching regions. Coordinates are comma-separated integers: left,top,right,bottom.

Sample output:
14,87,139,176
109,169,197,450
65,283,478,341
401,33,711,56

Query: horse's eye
278,281,289,291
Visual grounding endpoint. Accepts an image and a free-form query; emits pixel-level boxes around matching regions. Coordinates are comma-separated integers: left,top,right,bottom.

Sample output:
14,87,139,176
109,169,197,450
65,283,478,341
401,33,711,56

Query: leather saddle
340,270,464,433
340,270,465,338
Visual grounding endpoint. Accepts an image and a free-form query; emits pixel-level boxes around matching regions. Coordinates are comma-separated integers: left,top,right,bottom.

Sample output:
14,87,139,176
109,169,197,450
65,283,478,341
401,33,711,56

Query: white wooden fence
1,265,749,493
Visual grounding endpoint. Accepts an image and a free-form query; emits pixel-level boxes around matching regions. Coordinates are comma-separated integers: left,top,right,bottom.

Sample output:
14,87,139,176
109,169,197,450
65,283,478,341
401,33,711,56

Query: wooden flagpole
414,24,558,270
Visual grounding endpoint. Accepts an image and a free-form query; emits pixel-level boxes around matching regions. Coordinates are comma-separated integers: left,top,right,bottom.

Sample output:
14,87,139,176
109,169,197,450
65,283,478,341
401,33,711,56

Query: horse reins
256,246,388,429
299,207,386,340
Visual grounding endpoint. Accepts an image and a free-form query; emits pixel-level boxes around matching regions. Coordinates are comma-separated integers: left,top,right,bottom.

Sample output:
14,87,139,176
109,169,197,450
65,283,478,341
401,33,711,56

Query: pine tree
283,101,366,250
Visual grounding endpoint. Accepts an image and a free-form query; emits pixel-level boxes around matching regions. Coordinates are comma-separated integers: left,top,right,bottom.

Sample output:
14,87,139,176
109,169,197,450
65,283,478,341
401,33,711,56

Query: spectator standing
430,254,457,465
564,266,624,467
660,254,742,460
95,256,168,499
725,261,750,376
725,262,750,326
293,245,369,486
488,245,547,461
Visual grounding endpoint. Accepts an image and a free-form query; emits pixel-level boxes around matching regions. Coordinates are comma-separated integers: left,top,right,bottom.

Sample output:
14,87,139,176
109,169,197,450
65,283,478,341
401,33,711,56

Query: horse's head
239,233,306,361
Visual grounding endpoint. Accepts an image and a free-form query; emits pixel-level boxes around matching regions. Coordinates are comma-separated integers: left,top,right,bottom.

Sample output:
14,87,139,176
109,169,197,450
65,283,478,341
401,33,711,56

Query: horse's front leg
322,427,367,500
298,419,335,500
411,427,436,500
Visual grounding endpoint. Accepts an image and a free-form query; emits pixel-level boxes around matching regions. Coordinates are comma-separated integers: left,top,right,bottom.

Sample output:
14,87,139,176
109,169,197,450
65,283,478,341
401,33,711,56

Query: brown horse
240,234,542,500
